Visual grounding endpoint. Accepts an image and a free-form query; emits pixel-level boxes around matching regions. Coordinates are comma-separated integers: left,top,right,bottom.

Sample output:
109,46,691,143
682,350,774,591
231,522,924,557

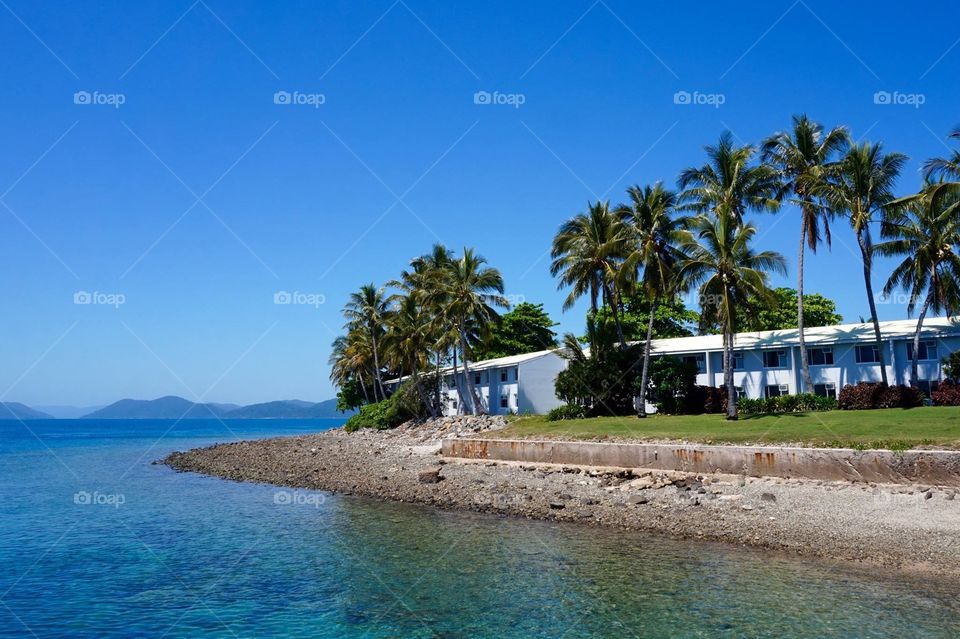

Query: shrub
838,382,922,410
701,385,727,414
556,344,644,416
735,393,836,415
343,379,421,432
546,404,587,421
933,381,960,406
646,357,697,414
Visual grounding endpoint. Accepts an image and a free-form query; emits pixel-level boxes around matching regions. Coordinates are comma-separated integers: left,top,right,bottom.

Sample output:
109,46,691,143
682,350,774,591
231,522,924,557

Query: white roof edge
385,347,566,384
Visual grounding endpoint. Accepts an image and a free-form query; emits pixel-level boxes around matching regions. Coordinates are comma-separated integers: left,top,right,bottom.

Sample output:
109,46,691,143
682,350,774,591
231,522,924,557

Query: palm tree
442,248,509,415
762,115,849,393
923,127,960,182
678,214,787,419
876,182,960,384
550,201,630,346
383,293,438,417
820,142,907,385
329,329,374,404
343,284,390,401
678,131,780,224
616,182,686,417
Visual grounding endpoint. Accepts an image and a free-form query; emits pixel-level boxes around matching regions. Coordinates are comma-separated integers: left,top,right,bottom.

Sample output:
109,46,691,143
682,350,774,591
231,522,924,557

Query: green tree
762,115,849,392
923,127,960,182
342,284,391,401
876,182,960,383
473,302,558,360
820,142,907,385
743,287,842,331
678,214,787,420
383,293,437,418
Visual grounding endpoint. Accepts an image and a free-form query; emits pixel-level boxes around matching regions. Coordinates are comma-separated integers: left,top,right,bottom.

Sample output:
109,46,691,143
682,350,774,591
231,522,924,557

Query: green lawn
494,407,960,450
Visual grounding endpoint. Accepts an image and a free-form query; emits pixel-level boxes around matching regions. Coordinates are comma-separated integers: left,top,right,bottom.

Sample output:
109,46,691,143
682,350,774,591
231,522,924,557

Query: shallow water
1,419,958,638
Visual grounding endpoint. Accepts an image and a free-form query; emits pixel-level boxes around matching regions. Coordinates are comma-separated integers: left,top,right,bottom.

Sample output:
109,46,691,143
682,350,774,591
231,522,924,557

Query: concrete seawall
442,438,960,485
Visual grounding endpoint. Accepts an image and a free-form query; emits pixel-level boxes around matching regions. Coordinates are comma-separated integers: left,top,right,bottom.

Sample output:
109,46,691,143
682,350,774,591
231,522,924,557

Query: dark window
682,354,706,374
763,350,786,368
500,395,508,408
500,370,508,382
906,340,937,361
809,348,834,366
765,384,789,398
734,386,746,399
855,344,881,363
813,383,837,398
732,351,744,370
474,373,481,385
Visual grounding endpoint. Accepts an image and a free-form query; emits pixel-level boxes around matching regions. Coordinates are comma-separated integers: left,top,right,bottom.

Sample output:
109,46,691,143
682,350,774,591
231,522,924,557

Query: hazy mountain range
2,396,351,420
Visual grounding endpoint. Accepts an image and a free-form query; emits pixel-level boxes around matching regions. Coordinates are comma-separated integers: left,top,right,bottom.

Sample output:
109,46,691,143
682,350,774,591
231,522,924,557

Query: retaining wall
442,438,960,485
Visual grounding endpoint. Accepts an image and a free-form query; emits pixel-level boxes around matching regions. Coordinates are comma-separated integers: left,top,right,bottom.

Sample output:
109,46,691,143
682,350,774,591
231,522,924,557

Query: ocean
1,418,958,638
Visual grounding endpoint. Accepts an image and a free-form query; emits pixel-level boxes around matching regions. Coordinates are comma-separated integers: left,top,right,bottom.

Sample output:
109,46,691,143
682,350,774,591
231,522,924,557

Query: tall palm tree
923,127,960,182
678,131,780,224
762,115,849,393
383,293,438,417
678,214,787,419
550,201,630,346
876,182,960,384
820,142,907,385
616,182,686,417
329,329,374,404
343,284,390,401
442,248,509,415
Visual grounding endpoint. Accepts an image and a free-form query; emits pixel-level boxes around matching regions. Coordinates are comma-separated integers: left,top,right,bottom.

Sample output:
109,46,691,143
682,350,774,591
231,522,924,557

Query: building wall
517,354,567,414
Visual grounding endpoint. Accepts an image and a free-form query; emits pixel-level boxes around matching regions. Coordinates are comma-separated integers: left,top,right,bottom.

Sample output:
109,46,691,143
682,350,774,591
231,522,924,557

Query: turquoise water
1,419,958,638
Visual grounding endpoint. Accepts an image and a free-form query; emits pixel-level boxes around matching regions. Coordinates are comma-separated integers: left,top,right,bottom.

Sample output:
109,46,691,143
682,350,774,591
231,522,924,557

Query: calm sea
1,418,958,638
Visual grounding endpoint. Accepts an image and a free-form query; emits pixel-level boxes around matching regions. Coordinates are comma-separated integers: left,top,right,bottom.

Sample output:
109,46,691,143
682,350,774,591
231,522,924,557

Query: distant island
3,396,352,420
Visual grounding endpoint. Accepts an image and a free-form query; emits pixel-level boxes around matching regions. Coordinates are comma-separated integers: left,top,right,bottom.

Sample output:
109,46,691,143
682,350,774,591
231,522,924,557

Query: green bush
736,393,836,415
546,404,587,421
838,382,922,409
343,379,421,432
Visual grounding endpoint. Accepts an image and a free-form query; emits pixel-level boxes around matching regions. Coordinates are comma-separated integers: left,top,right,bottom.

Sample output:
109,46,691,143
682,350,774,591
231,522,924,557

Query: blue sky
1,0,958,406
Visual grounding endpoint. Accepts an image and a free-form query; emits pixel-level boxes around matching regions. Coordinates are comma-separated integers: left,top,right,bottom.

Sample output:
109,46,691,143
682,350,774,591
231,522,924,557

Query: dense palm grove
332,116,960,422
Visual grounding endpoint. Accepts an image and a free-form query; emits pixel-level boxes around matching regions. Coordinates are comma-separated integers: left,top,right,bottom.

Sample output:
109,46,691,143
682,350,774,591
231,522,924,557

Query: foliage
736,393,837,415
943,351,960,382
473,302,558,360
554,343,643,416
546,404,588,421
646,356,697,414
838,383,922,410
335,377,369,412
590,295,697,341
745,288,842,331
932,381,960,406
343,380,421,432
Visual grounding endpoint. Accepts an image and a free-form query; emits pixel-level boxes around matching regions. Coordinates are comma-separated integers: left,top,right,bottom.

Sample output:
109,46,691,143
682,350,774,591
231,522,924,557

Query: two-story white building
649,317,960,400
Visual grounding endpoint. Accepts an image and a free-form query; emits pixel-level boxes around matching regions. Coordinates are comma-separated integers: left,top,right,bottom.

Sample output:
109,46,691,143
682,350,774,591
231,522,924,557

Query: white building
649,317,960,400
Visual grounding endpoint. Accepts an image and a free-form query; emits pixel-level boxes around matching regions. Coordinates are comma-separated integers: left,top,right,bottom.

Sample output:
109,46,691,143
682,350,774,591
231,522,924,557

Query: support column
704,350,713,387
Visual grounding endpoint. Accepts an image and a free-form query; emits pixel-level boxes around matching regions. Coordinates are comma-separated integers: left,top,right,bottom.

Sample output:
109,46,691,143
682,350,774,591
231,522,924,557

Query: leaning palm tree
762,115,849,393
616,182,686,417
678,131,780,224
342,284,390,401
441,248,509,415
923,127,960,182
678,214,787,419
819,142,907,385
550,201,630,346
876,182,960,384
329,328,375,404
383,293,438,418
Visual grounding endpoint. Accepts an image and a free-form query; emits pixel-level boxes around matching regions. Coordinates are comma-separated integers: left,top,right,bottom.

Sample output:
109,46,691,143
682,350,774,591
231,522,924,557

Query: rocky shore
164,417,960,581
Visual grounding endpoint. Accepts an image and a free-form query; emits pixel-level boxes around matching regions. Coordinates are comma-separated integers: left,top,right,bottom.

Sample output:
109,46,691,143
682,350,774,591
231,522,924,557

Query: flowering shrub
932,381,960,406
838,382,922,409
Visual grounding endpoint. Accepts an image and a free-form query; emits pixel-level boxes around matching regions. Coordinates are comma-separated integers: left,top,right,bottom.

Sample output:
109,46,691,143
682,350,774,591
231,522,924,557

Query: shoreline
164,424,960,583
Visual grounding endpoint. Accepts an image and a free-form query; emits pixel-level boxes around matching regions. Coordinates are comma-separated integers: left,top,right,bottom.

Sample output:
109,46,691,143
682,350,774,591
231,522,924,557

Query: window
765,384,789,398
446,376,456,389
734,386,746,399
855,344,881,363
500,395,509,408
732,351,745,370
474,373,482,385
916,379,940,397
682,354,706,374
808,347,834,366
514,367,519,381
813,383,837,399
906,340,937,361
500,369,508,382
763,350,786,368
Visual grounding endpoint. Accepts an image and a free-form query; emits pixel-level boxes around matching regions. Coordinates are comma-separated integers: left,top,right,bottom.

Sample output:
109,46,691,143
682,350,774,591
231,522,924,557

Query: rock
718,495,743,502
760,492,776,502
947,491,957,501
742,505,755,511
418,467,442,484
925,491,933,500
626,495,649,505
549,501,566,510
558,493,574,501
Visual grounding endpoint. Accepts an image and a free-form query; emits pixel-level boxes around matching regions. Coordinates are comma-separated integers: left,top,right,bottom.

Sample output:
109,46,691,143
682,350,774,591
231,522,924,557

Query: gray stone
627,495,649,505
418,467,442,484
760,492,777,502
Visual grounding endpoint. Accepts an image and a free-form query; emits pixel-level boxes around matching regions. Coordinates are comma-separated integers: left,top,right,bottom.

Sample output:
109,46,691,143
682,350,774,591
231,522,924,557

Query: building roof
385,348,561,384
649,316,960,355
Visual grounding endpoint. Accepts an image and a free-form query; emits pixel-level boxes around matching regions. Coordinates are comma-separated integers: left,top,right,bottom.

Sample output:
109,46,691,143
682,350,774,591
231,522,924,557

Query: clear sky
2,0,958,406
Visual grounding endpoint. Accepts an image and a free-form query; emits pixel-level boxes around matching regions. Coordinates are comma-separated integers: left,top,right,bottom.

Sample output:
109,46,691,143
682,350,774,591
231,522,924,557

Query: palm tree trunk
411,362,437,419
459,326,484,415
452,348,466,415
797,216,814,393
357,371,370,404
637,299,657,417
369,364,381,402
371,331,386,400
911,291,933,386
604,282,626,347
724,288,738,420
857,230,888,385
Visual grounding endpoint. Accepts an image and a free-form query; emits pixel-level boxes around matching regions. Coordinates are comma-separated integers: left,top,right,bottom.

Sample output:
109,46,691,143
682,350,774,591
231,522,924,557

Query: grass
490,407,960,450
